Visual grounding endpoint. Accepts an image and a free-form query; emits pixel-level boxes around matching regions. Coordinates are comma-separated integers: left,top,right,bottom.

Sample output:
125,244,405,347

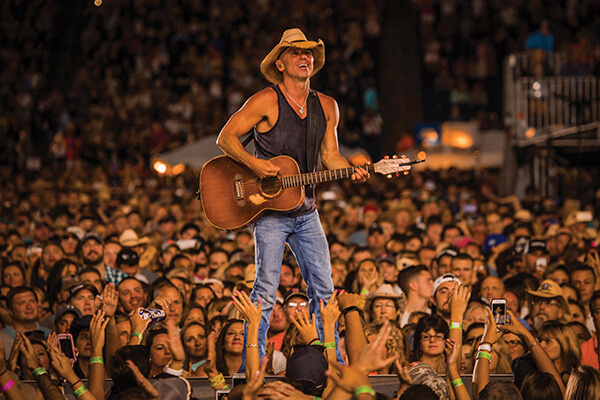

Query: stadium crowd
3,0,600,399
0,160,599,400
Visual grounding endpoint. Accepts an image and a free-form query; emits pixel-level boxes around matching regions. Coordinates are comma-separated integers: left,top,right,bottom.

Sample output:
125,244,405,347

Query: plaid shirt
104,264,127,285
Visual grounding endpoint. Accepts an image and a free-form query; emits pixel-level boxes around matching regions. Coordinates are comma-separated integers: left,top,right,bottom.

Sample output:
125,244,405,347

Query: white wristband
478,344,492,352
164,366,183,376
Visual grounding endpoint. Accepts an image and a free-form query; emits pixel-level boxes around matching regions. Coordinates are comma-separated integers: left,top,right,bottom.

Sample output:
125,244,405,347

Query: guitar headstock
372,156,416,177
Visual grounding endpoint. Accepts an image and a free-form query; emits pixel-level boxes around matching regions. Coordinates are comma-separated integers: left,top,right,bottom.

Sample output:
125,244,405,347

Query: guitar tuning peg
392,154,398,159
395,172,399,177
401,154,406,159
386,174,392,179
403,170,409,175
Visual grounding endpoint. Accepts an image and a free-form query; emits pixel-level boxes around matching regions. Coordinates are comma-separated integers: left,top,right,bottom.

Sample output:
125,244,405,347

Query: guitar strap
306,89,319,174
240,89,320,176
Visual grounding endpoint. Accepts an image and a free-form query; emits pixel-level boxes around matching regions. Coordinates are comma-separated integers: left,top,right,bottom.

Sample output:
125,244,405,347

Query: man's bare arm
216,89,280,178
319,95,369,182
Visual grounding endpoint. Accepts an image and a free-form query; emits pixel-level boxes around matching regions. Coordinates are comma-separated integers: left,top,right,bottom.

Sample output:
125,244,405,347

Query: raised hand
203,331,219,378
7,333,22,372
101,283,119,318
337,291,360,311
320,290,341,327
242,356,269,400
17,332,41,371
355,319,399,374
129,308,151,344
289,310,319,345
232,290,262,327
497,310,530,338
89,310,110,355
450,284,471,318
49,345,77,381
166,318,186,368
481,306,501,345
127,360,159,400
326,360,372,393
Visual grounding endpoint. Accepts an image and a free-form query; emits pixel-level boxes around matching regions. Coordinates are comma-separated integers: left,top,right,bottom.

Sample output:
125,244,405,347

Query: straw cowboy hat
260,28,325,84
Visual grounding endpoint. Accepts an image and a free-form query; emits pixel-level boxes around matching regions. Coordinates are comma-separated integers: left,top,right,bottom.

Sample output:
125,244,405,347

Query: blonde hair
538,320,581,372
492,338,512,374
364,319,408,367
566,365,600,400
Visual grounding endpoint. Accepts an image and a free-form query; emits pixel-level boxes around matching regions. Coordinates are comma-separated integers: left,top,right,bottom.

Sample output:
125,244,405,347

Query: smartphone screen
216,389,231,400
491,299,507,325
58,334,75,360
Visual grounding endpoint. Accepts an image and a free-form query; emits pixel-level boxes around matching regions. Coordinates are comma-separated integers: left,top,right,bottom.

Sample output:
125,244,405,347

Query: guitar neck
281,164,376,188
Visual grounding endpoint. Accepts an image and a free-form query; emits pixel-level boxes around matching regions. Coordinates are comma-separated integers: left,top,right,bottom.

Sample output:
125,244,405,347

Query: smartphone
576,211,593,223
535,257,547,271
215,389,231,400
491,299,507,325
232,372,246,387
57,333,77,363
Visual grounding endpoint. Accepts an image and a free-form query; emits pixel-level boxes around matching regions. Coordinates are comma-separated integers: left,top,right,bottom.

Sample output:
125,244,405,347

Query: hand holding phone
491,299,507,326
57,333,77,363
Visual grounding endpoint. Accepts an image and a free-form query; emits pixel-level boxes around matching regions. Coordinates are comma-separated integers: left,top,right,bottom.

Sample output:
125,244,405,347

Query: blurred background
1,0,600,200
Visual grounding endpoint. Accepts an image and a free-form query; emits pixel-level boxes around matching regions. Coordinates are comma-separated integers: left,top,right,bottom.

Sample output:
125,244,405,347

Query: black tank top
253,84,326,216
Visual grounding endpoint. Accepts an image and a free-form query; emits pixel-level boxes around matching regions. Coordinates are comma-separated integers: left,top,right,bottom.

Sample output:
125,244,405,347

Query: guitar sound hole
260,177,282,197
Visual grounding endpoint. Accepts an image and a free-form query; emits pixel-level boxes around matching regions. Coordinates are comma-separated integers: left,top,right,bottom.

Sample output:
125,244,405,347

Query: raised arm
449,284,471,370
232,290,262,379
498,310,565,395
337,292,367,364
473,307,499,399
88,310,110,400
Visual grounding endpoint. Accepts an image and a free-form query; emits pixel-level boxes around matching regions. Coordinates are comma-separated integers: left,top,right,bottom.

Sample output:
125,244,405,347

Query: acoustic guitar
199,155,424,231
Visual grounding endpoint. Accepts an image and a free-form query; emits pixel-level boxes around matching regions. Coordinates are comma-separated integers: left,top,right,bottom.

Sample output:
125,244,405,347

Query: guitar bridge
234,175,245,205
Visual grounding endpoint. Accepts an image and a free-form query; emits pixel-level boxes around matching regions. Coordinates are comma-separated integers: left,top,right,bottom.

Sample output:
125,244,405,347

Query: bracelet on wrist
130,332,143,341
451,378,464,388
70,379,82,388
530,340,541,349
340,306,363,319
323,342,336,349
354,386,376,398
164,366,183,376
477,351,492,362
449,322,462,330
73,385,88,398
479,341,493,347
309,338,323,346
33,367,48,377
0,379,14,393
90,356,104,365
360,289,369,295
478,344,492,353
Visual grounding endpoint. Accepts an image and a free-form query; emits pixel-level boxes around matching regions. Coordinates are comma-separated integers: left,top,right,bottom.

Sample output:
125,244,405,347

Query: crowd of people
1,0,385,167
0,157,599,399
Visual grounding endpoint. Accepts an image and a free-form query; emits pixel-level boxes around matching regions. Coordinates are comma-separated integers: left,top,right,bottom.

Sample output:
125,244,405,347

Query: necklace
282,85,308,115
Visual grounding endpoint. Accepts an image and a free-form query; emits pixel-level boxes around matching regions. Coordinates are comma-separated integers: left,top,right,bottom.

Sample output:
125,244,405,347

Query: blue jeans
241,210,341,367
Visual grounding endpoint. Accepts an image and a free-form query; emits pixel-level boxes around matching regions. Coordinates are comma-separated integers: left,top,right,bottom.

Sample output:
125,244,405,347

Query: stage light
172,164,185,175
153,161,167,174
94,0,102,6
418,151,427,161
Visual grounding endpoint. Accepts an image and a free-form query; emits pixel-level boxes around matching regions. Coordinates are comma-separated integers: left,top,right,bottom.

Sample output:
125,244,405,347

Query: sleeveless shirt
253,84,327,216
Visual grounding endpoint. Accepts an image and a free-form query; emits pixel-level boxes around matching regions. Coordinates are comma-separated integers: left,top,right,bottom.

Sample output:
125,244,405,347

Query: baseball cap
436,247,458,261
527,240,548,254
525,280,570,314
433,273,462,295
483,234,508,253
117,248,140,266
286,345,328,396
65,226,85,241
283,288,309,305
69,315,93,341
376,253,396,266
54,305,82,325
513,236,530,256
82,232,103,245
368,223,384,235
67,283,99,302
